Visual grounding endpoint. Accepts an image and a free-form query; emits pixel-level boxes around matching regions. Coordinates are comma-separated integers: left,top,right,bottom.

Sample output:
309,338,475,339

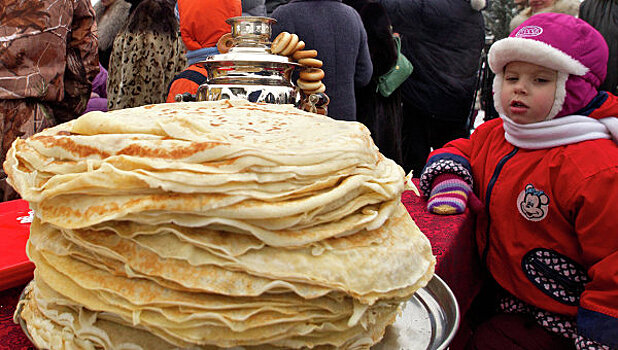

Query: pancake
6,100,435,349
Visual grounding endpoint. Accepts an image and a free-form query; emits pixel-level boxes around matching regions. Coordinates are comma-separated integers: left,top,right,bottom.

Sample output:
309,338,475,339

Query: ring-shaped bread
303,82,326,94
280,34,300,56
293,49,318,60
296,79,323,91
297,57,323,68
271,32,292,54
292,40,306,54
216,33,234,54
300,68,325,81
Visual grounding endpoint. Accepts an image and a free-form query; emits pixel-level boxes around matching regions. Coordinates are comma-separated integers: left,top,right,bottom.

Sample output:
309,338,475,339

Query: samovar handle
175,92,197,102
302,92,330,115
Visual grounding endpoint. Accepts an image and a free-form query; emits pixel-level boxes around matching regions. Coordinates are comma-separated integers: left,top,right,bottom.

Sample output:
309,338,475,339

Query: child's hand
427,173,472,215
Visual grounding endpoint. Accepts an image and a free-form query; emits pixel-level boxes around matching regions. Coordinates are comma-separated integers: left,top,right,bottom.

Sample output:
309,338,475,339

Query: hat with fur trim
488,13,609,120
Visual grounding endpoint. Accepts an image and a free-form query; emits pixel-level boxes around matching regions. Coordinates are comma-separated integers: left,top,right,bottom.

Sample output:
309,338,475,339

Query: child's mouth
510,100,528,114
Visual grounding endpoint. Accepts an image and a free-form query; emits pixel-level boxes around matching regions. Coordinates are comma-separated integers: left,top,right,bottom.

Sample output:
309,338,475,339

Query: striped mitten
427,173,471,215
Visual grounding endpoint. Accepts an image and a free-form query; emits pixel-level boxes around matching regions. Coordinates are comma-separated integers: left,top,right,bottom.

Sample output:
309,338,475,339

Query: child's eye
505,76,518,81
536,78,549,83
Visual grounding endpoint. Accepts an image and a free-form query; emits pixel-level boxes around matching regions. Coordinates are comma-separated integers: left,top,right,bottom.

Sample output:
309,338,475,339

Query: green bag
376,34,413,98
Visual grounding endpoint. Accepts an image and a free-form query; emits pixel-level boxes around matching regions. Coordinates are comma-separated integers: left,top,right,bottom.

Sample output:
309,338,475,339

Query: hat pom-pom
470,0,486,10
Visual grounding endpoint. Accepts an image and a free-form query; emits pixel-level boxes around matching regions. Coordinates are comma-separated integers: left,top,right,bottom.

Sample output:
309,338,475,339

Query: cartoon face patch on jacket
517,184,550,221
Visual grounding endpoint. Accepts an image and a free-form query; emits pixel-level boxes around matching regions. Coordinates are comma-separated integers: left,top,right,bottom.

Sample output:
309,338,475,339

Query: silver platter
17,275,459,350
372,275,460,350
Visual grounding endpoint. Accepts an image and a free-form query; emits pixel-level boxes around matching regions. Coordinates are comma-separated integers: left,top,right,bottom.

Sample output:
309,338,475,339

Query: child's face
500,61,557,124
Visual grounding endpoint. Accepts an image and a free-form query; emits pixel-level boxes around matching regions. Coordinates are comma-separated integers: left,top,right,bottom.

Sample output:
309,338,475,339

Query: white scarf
501,115,618,149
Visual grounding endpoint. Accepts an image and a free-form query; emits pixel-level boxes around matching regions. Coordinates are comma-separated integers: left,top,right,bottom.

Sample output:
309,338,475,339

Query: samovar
195,16,300,105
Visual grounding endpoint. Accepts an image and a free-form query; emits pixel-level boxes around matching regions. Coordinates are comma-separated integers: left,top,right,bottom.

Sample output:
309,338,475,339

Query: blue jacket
272,0,373,120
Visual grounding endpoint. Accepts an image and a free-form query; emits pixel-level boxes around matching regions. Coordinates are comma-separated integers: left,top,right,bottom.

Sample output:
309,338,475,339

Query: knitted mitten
427,173,472,215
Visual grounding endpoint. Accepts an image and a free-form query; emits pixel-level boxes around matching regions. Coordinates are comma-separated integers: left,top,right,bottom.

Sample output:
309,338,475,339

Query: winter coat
166,64,208,103
84,63,108,114
579,0,618,95
0,0,99,201
265,0,289,15
178,0,241,52
94,0,132,69
420,93,618,348
107,0,187,110
379,0,485,121
165,0,240,102
343,0,402,164
509,0,581,31
84,63,109,114
271,0,373,121
242,0,267,16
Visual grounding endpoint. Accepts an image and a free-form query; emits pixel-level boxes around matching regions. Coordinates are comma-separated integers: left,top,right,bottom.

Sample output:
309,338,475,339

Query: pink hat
488,13,609,120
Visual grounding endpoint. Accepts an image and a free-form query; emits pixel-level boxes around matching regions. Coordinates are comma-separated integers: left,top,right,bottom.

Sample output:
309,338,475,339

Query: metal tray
373,275,460,350
17,275,459,350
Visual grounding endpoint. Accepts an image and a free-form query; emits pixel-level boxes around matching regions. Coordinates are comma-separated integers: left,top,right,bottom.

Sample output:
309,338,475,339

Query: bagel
299,68,325,81
293,40,305,53
296,79,323,91
280,34,300,56
271,32,292,54
216,33,234,54
303,82,326,94
297,57,323,68
293,49,318,60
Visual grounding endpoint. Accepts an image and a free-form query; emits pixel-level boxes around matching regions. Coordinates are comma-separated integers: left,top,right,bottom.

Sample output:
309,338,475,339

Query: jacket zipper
481,147,519,266
529,258,581,291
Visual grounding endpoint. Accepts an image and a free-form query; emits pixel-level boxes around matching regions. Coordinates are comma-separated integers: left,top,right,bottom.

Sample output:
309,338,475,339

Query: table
0,186,482,350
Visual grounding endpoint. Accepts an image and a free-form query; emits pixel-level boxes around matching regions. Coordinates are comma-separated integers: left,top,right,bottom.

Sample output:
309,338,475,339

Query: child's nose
514,81,528,94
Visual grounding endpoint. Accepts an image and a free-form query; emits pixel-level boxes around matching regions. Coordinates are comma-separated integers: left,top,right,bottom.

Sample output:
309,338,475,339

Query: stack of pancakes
6,100,435,349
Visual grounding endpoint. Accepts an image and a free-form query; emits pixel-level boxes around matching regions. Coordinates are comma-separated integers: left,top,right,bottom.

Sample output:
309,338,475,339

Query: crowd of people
1,0,617,349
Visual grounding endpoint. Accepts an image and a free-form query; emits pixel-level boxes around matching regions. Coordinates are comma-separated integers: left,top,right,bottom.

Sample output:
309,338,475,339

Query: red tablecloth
0,200,34,293
0,188,481,349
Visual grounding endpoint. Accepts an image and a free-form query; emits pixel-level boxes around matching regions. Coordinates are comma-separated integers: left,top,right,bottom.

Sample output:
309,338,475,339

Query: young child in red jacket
166,0,241,103
419,13,618,349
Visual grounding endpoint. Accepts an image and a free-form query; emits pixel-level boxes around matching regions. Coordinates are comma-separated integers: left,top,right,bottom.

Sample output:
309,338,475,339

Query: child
419,13,618,349
165,0,241,103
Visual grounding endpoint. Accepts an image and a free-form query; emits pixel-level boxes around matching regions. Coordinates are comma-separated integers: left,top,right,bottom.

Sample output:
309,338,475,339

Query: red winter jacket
423,92,618,346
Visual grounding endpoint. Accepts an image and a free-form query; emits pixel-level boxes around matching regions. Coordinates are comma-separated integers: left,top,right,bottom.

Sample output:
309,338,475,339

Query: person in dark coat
343,0,403,164
579,0,618,94
242,0,267,16
379,0,486,176
265,0,290,15
271,0,373,121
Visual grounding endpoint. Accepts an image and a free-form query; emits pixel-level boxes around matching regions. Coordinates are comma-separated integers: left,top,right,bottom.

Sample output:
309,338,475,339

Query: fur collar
470,0,486,11
95,0,132,51
509,0,580,31
124,0,178,35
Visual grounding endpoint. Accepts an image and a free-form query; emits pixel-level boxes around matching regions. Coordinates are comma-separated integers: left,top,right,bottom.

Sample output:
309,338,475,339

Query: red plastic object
0,199,34,292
